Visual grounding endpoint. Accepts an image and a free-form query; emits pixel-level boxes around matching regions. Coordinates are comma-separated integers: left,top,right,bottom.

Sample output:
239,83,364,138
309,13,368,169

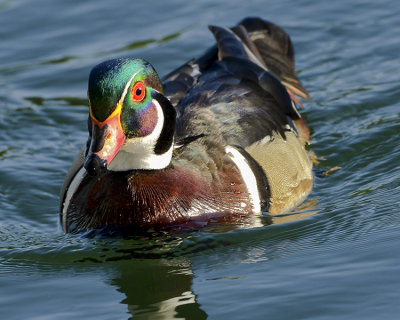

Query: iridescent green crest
88,58,163,124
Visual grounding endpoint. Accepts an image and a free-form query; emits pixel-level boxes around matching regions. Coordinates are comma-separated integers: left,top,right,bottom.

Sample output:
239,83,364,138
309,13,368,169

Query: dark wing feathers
163,17,309,147
174,59,289,147
162,45,218,106
162,59,199,106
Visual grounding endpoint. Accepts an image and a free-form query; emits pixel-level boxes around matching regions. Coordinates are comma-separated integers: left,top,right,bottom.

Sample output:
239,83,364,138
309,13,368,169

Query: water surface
1,0,399,319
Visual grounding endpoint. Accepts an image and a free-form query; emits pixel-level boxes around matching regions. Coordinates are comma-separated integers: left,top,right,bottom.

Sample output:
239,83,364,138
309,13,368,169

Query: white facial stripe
62,167,86,232
225,146,261,213
108,99,173,171
118,68,143,105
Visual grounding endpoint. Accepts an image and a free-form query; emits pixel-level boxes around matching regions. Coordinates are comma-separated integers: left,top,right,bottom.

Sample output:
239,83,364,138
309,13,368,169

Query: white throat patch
107,99,173,171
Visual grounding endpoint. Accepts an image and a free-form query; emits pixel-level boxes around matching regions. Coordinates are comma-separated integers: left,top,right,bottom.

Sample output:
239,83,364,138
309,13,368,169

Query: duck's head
84,58,176,176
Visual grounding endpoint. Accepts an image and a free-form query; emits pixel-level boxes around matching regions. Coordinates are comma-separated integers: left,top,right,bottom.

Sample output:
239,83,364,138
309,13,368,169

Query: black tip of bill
84,154,107,176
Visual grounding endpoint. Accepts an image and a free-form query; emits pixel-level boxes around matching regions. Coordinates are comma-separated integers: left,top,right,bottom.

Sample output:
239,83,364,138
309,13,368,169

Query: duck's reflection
105,199,318,319
108,256,207,319
270,198,319,225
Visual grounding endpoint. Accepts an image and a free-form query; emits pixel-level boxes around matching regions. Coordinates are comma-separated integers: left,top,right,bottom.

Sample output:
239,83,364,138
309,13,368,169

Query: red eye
131,81,146,102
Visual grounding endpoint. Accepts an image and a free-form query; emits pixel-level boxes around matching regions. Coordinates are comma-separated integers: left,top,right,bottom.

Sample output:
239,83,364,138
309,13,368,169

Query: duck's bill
84,109,125,176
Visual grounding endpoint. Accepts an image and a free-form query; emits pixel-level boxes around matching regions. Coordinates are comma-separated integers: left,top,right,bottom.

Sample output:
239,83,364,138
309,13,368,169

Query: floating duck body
60,17,313,233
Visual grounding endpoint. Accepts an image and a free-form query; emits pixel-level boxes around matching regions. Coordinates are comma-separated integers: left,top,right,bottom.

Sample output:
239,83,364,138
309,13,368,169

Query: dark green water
1,0,399,319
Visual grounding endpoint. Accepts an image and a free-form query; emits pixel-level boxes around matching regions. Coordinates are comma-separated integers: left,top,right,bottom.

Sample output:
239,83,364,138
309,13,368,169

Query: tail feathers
208,26,248,61
208,17,311,144
237,17,310,103
163,17,310,117
208,25,269,72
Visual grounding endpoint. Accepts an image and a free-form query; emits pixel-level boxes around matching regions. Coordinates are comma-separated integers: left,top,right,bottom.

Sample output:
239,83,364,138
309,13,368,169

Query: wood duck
60,17,313,233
